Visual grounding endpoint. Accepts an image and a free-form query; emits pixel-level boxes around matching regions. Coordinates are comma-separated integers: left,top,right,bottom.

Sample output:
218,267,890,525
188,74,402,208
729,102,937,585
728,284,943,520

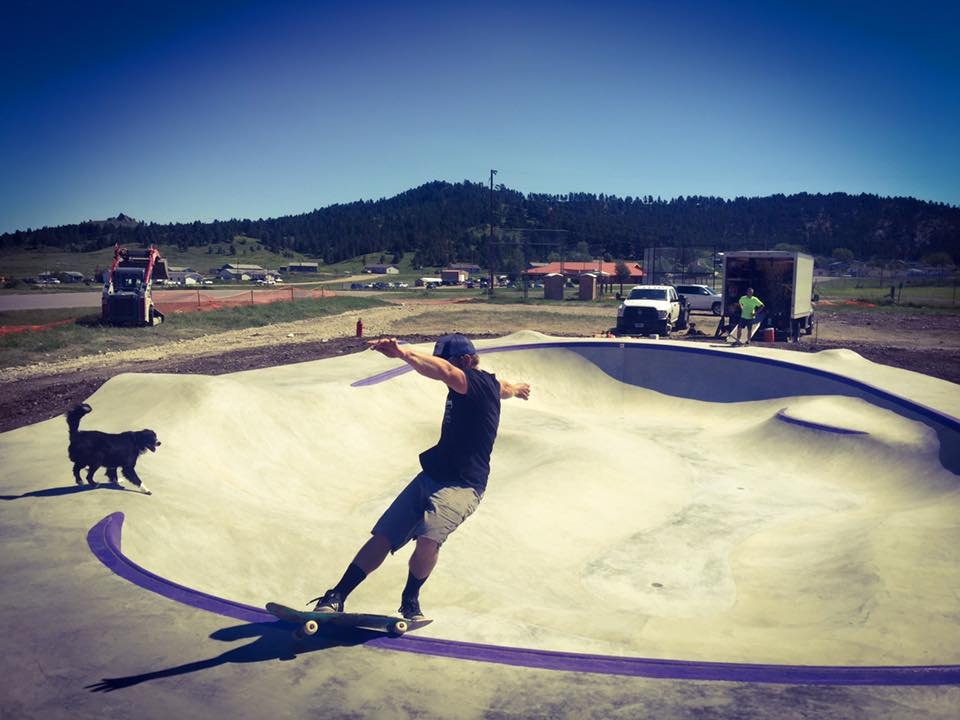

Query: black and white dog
66,403,161,494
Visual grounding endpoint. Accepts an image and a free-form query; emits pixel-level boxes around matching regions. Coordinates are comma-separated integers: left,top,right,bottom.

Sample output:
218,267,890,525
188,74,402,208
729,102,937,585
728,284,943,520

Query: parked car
674,284,722,315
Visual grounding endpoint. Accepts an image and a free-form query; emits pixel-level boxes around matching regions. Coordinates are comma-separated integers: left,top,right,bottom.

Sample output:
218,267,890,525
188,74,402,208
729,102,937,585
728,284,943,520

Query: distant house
218,263,269,282
248,269,280,282
219,263,265,272
284,262,319,273
441,268,468,285
168,268,204,285
364,264,399,275
219,268,250,282
448,263,482,274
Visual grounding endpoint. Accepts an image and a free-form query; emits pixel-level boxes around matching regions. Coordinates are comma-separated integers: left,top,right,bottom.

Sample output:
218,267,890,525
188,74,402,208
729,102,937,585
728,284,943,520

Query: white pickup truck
615,285,688,336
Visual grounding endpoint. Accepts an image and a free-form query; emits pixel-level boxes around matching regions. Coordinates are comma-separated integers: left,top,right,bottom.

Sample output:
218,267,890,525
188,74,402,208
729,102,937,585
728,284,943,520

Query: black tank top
419,368,501,492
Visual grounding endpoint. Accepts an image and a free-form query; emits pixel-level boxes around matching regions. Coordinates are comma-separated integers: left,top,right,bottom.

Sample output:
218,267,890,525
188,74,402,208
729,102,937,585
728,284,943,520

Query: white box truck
720,251,815,340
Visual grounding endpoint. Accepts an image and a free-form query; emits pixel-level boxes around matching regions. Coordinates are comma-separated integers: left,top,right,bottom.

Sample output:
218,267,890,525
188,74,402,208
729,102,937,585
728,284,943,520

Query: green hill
2,182,958,272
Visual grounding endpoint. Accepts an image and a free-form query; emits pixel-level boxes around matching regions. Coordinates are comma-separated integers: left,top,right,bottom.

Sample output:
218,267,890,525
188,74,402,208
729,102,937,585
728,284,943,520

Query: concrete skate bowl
87,334,960,685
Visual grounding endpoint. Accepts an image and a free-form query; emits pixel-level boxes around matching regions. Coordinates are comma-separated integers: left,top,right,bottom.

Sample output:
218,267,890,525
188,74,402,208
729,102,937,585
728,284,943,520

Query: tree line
2,181,957,268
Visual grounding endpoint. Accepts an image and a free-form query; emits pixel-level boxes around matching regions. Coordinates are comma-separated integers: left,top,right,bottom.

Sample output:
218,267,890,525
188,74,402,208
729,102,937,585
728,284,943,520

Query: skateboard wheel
390,620,408,636
304,620,319,636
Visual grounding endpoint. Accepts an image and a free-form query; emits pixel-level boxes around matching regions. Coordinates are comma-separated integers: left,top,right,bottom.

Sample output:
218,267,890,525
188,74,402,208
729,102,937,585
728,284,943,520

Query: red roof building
524,261,644,282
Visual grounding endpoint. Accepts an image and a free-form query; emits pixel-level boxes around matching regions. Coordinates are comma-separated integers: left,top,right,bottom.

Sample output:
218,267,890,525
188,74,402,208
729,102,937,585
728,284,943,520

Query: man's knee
413,536,439,555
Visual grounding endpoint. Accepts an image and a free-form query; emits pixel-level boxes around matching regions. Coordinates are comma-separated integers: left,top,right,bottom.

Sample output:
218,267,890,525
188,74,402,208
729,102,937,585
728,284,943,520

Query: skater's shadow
1,483,137,501
84,620,376,693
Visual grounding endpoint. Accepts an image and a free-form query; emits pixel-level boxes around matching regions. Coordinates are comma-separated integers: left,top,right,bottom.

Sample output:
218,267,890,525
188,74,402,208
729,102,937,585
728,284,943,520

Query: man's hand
501,381,531,400
368,337,406,359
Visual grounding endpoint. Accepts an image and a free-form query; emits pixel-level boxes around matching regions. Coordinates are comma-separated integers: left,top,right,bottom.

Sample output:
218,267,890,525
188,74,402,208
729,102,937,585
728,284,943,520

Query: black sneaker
308,589,343,613
398,596,425,621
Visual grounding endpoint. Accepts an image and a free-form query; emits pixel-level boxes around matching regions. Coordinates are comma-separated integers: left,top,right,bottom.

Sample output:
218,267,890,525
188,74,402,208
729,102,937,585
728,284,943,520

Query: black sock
333,563,367,599
402,570,427,600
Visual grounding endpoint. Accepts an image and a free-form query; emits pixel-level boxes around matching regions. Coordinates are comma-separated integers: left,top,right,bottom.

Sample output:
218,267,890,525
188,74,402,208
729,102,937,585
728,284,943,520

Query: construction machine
101,244,169,325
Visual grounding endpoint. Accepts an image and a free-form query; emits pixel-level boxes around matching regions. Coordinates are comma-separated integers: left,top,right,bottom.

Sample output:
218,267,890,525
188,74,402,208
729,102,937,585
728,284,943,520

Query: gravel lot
1,300,958,434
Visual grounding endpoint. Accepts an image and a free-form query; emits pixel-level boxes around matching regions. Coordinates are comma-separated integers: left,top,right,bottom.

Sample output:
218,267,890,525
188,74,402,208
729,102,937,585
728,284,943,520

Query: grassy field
0,295,388,370
815,277,960,309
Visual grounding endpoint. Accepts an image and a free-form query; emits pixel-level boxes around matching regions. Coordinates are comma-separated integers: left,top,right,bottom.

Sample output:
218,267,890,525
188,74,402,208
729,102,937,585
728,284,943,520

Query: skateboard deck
728,310,764,345
266,602,432,638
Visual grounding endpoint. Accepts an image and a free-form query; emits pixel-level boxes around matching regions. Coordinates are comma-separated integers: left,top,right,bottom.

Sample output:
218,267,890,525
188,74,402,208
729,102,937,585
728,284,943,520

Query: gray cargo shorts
371,471,482,552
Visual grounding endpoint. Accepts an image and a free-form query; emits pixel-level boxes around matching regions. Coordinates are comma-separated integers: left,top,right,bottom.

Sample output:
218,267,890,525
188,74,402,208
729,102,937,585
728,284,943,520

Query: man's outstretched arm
369,338,468,393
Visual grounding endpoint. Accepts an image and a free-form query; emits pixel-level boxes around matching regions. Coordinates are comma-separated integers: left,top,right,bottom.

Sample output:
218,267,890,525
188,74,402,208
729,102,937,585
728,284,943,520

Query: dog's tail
66,403,92,439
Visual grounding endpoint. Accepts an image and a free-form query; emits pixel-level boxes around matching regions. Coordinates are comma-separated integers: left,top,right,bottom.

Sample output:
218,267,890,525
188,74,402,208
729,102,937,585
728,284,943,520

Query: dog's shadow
0,483,140,501
85,621,379,692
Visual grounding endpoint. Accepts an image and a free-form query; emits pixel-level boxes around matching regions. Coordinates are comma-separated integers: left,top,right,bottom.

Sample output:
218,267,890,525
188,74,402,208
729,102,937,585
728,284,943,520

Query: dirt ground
1,300,958,434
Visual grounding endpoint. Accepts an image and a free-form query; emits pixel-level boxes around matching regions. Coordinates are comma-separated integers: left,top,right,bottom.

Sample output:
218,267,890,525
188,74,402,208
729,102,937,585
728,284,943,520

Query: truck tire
711,301,722,316
661,321,672,336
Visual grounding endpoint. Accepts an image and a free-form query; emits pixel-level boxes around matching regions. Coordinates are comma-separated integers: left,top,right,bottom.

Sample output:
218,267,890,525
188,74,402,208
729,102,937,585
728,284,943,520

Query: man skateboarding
309,333,531,621
734,288,765,346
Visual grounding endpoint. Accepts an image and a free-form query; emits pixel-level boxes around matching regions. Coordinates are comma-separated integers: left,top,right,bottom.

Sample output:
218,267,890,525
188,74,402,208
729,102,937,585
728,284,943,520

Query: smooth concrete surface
2,330,958,719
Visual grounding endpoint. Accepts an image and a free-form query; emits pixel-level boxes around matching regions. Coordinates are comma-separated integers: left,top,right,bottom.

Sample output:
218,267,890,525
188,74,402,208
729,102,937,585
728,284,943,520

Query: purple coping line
87,512,960,686
775,409,869,435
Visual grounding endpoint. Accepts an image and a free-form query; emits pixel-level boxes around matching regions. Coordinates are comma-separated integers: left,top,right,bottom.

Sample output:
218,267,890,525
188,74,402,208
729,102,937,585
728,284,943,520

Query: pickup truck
615,285,688,336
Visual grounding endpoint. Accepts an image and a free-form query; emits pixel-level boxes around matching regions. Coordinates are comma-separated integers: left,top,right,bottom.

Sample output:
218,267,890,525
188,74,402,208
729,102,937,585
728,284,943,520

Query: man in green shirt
734,288,765,345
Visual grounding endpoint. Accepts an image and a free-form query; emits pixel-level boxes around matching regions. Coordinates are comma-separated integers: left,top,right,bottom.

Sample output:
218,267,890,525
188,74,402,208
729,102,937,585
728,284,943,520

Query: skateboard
729,310,764,346
265,602,432,638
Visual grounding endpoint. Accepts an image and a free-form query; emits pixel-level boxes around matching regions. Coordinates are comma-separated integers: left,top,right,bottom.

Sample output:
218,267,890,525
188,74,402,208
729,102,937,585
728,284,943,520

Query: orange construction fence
0,318,77,336
153,286,336,315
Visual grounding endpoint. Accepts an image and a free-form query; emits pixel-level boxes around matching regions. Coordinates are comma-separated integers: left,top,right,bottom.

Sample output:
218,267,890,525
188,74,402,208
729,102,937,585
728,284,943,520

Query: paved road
0,291,103,311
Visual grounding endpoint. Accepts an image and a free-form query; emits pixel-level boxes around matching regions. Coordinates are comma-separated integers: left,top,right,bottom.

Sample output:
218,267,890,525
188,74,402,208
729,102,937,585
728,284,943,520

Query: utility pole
488,169,497,295
488,170,497,291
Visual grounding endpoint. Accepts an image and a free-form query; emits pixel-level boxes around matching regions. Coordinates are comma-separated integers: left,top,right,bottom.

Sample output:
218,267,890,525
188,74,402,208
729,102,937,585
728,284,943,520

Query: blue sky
1,0,957,232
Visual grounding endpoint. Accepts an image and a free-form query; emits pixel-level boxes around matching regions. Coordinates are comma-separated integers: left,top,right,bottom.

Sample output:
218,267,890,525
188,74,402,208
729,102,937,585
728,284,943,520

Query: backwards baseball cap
433,333,477,360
